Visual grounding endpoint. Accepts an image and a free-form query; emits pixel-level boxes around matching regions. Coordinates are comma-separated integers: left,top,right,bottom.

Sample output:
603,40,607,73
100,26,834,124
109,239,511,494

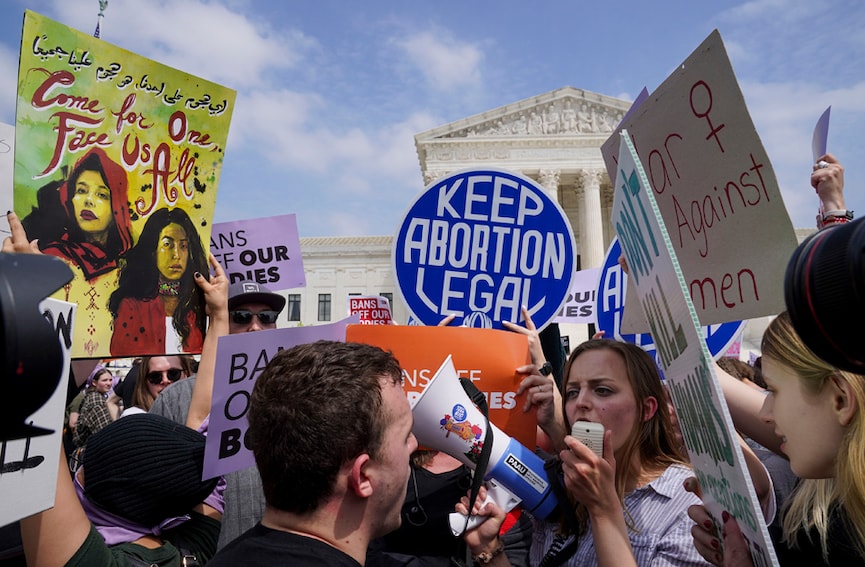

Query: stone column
579,169,605,268
538,168,561,205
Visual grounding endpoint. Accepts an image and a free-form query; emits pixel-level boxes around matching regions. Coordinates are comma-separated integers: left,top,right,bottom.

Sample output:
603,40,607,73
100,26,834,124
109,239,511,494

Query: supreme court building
282,86,806,356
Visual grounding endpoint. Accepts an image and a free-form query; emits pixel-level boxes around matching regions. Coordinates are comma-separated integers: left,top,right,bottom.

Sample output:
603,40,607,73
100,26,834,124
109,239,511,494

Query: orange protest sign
346,324,536,449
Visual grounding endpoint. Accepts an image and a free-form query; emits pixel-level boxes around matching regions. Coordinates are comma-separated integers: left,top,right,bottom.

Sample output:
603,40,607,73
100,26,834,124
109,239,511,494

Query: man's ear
829,374,858,427
642,396,658,422
347,453,373,498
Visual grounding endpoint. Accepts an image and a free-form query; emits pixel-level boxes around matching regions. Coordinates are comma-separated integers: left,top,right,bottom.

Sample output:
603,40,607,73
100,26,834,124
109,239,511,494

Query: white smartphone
571,421,605,458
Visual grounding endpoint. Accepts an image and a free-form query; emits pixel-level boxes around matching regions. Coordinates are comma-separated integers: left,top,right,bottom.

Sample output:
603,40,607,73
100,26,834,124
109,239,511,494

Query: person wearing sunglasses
150,278,285,550
110,355,195,417
227,281,286,334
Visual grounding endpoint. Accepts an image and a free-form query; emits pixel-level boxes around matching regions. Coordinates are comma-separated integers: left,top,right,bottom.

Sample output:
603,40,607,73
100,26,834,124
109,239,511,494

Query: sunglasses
230,309,279,326
145,368,184,385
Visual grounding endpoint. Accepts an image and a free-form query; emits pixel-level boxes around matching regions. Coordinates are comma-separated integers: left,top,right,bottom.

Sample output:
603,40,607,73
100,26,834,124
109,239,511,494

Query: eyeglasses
145,368,184,385
230,309,279,326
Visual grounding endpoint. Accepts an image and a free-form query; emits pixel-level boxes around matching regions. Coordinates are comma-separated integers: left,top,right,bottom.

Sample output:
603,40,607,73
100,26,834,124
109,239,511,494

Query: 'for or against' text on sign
601,30,796,330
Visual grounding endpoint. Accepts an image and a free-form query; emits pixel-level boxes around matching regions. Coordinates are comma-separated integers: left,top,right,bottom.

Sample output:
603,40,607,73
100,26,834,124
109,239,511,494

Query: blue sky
1,0,863,237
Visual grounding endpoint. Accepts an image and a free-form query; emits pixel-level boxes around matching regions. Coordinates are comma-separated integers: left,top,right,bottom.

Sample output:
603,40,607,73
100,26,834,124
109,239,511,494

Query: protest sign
601,30,796,331
14,10,236,358
0,298,75,526
346,324,534,449
812,106,830,162
596,237,745,365
348,295,393,325
393,168,576,331
204,316,357,479
0,123,13,215
211,214,306,289
553,267,600,324
613,132,778,566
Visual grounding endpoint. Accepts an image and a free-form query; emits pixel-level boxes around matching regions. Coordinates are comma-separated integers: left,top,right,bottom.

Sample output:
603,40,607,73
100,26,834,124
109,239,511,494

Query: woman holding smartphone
458,338,707,566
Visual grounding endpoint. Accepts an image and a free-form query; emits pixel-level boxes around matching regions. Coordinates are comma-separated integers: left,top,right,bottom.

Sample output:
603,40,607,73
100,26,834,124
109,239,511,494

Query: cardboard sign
14,11,236,358
204,317,358,479
601,30,796,330
348,295,393,325
211,214,306,290
0,298,75,526
612,132,778,566
393,168,576,331
553,267,600,324
346,324,535,449
595,237,745,365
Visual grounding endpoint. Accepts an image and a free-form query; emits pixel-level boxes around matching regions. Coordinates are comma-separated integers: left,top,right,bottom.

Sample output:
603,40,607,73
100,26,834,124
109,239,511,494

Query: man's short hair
247,340,403,514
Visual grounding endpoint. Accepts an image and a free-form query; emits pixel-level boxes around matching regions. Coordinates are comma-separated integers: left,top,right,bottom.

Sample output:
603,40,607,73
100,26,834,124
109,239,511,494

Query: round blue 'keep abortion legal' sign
393,168,577,330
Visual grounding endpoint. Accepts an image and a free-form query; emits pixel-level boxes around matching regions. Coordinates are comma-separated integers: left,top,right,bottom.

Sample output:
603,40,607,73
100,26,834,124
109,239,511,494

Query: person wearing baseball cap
227,281,286,334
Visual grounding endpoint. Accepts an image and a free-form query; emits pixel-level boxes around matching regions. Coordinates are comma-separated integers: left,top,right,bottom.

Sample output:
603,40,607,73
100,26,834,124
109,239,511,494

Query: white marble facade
281,87,632,326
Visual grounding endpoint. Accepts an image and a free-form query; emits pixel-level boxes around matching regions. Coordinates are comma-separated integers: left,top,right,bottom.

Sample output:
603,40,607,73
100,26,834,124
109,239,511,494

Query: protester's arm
105,392,122,421
19,447,91,567
685,477,755,567
505,306,568,451
738,435,774,521
186,254,229,431
456,485,511,567
712,362,781,455
812,153,845,225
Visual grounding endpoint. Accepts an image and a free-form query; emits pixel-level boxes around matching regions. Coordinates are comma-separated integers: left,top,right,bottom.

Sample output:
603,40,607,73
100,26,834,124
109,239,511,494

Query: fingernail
710,539,719,550
722,510,730,523
194,272,202,278
703,519,713,530
683,479,692,491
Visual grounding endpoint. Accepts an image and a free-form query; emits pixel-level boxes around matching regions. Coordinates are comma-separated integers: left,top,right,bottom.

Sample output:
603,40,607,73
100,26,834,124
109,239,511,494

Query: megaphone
410,355,559,530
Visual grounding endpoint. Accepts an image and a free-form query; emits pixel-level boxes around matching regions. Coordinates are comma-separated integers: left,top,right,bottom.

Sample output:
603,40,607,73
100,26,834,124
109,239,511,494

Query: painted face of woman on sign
156,223,189,281
71,169,113,244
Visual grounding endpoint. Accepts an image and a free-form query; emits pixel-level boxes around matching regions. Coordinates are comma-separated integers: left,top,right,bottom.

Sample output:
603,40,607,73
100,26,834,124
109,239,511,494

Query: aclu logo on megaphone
411,355,558,521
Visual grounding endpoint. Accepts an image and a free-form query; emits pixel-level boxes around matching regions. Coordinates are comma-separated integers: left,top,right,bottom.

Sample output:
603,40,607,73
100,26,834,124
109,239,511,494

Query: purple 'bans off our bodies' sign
393,168,576,330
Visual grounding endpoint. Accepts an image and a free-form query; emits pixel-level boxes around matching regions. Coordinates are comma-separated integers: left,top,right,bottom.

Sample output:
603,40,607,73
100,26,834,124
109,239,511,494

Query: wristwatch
539,361,553,376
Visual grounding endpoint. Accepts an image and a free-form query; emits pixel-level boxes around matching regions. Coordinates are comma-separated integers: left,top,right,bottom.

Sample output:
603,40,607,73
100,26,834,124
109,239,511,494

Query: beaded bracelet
473,540,505,565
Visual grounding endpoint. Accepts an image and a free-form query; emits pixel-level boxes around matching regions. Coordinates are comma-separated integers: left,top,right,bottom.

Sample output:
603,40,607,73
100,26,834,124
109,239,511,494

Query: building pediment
415,86,632,143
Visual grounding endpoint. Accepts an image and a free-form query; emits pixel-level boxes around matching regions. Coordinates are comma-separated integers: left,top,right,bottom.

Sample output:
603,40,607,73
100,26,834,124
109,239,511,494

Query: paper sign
595,237,745,366
348,295,393,325
14,11,236,358
0,298,75,526
553,268,600,324
211,214,306,290
613,131,778,566
204,316,358,479
601,30,796,330
346,325,535,449
393,168,577,331
811,106,830,162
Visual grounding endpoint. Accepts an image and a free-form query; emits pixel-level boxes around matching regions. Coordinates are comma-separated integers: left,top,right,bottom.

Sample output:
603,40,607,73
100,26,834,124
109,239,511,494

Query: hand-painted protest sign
601,30,796,331
204,316,358,479
613,132,778,566
14,11,236,358
211,214,306,289
347,325,534,449
596,237,745,366
0,298,75,526
393,168,576,331
553,267,600,324
348,295,393,325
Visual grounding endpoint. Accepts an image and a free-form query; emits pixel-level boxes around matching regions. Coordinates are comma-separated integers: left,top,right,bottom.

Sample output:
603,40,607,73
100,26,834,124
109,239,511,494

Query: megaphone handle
448,480,522,537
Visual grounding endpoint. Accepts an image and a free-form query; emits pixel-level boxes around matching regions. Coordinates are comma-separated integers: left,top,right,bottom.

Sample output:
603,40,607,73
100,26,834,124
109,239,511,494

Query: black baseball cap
228,281,286,313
